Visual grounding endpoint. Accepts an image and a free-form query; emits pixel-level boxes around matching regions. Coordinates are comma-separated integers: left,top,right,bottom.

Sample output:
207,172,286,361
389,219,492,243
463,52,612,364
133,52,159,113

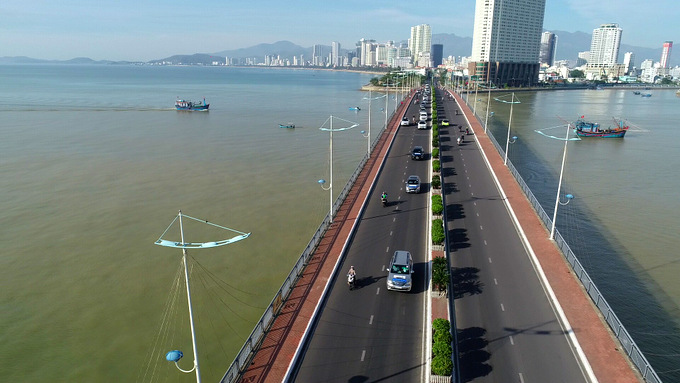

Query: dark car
411,146,424,160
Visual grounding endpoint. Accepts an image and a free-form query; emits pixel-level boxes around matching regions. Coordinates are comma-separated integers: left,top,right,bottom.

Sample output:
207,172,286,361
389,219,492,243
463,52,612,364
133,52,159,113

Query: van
386,250,414,291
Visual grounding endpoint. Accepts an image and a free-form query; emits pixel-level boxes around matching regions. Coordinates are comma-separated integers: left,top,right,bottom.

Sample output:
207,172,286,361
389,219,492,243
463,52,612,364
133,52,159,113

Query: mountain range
0,31,673,67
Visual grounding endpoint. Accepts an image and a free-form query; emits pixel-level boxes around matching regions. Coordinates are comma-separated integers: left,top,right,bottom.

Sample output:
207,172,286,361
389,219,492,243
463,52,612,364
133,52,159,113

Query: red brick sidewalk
451,91,642,383
237,93,414,383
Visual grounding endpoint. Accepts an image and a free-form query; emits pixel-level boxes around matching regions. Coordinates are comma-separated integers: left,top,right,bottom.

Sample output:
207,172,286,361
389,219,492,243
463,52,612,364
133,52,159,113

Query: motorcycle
348,273,356,290
381,195,388,207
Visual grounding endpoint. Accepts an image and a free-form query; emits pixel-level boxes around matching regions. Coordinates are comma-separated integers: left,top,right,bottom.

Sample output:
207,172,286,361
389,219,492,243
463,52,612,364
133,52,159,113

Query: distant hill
432,30,672,67
2,34,673,68
214,40,309,60
0,56,130,65
547,30,670,66
432,33,473,59
148,53,225,65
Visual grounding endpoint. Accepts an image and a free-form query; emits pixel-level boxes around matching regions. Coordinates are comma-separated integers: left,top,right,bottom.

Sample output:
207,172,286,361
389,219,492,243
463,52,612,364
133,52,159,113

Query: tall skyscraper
470,0,546,86
589,24,622,66
431,44,443,67
539,31,557,67
313,44,324,66
409,24,432,66
661,41,673,68
623,52,635,74
331,41,341,67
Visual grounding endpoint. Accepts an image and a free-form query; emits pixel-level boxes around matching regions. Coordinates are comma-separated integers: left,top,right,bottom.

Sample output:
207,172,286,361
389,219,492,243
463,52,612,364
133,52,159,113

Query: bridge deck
238,93,413,383
237,86,642,383
450,90,641,383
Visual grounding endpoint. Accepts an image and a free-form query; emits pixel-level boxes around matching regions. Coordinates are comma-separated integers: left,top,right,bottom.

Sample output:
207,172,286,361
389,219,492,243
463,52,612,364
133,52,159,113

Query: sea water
1,65,680,381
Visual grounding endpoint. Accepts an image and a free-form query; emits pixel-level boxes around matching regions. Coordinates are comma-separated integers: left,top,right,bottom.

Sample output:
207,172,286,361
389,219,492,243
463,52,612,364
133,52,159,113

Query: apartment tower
539,31,557,67
470,0,546,86
409,24,432,66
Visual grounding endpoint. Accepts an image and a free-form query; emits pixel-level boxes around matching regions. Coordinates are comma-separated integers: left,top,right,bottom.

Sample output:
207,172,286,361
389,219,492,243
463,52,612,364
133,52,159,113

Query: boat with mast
175,98,210,111
574,116,629,138
153,211,250,382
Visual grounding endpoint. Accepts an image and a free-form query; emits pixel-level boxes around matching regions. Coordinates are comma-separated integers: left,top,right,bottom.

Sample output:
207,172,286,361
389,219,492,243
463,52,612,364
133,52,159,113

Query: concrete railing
220,100,403,383
463,97,662,383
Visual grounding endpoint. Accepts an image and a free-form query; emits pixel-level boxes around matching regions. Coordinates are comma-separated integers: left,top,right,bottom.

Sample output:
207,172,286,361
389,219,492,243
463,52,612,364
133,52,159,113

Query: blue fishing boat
574,116,628,138
279,123,295,129
175,98,209,111
349,106,361,111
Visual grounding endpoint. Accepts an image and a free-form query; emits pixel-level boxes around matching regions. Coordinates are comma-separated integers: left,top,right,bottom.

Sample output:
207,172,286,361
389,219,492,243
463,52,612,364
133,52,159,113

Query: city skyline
1,0,678,62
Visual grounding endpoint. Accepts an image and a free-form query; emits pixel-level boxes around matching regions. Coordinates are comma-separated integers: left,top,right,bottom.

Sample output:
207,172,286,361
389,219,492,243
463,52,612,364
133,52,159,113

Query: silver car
406,175,421,193
387,250,414,291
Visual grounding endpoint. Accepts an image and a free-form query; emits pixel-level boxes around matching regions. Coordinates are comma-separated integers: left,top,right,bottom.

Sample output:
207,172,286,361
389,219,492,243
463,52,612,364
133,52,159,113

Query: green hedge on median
432,218,444,244
432,258,449,293
431,174,441,189
432,147,439,159
432,194,443,214
432,159,441,173
431,318,453,376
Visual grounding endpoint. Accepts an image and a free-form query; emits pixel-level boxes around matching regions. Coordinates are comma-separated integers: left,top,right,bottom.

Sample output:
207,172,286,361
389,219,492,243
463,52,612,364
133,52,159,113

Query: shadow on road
458,326,492,382
446,203,464,219
452,266,484,299
354,275,385,290
449,228,470,251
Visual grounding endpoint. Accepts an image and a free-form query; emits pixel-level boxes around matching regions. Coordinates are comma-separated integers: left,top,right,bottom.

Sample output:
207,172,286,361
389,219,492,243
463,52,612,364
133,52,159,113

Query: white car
418,120,427,130
401,117,410,126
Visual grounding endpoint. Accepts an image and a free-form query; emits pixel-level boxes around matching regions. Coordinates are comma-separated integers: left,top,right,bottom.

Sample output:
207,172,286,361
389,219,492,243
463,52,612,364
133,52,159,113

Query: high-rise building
358,38,376,66
409,24,432,66
331,41,341,67
586,23,623,79
539,31,557,67
470,0,546,86
661,41,673,68
431,44,443,67
313,44,324,66
589,24,622,66
623,52,635,74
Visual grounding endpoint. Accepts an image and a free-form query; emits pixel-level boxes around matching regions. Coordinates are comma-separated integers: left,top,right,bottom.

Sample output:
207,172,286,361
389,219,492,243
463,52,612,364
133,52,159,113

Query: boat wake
534,124,581,141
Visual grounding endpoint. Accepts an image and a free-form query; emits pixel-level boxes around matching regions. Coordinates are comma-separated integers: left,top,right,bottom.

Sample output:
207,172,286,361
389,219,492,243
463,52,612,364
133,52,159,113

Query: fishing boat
641,93,652,98
574,116,628,138
349,106,361,111
279,123,295,129
633,91,641,95
175,98,209,111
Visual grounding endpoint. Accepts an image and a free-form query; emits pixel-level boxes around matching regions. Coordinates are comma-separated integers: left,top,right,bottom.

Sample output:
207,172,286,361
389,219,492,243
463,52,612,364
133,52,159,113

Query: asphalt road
291,94,433,383
436,87,590,383
291,85,591,383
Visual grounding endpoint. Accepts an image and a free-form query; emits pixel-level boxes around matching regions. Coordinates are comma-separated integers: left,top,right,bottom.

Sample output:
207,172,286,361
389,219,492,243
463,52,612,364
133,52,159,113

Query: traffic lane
444,122,588,382
293,123,429,382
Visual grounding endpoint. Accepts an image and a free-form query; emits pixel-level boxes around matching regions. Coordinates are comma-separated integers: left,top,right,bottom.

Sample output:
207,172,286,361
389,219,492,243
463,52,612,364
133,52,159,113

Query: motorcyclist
347,266,356,286
381,191,387,201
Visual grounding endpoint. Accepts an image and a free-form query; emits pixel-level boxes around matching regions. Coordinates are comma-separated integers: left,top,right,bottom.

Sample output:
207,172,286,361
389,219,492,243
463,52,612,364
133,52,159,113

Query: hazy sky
1,0,677,61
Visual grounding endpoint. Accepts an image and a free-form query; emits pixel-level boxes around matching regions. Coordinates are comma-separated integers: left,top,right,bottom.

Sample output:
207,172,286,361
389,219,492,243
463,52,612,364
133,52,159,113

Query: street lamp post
318,115,359,221
484,80,492,133
493,92,521,165
361,91,386,155
550,123,575,240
